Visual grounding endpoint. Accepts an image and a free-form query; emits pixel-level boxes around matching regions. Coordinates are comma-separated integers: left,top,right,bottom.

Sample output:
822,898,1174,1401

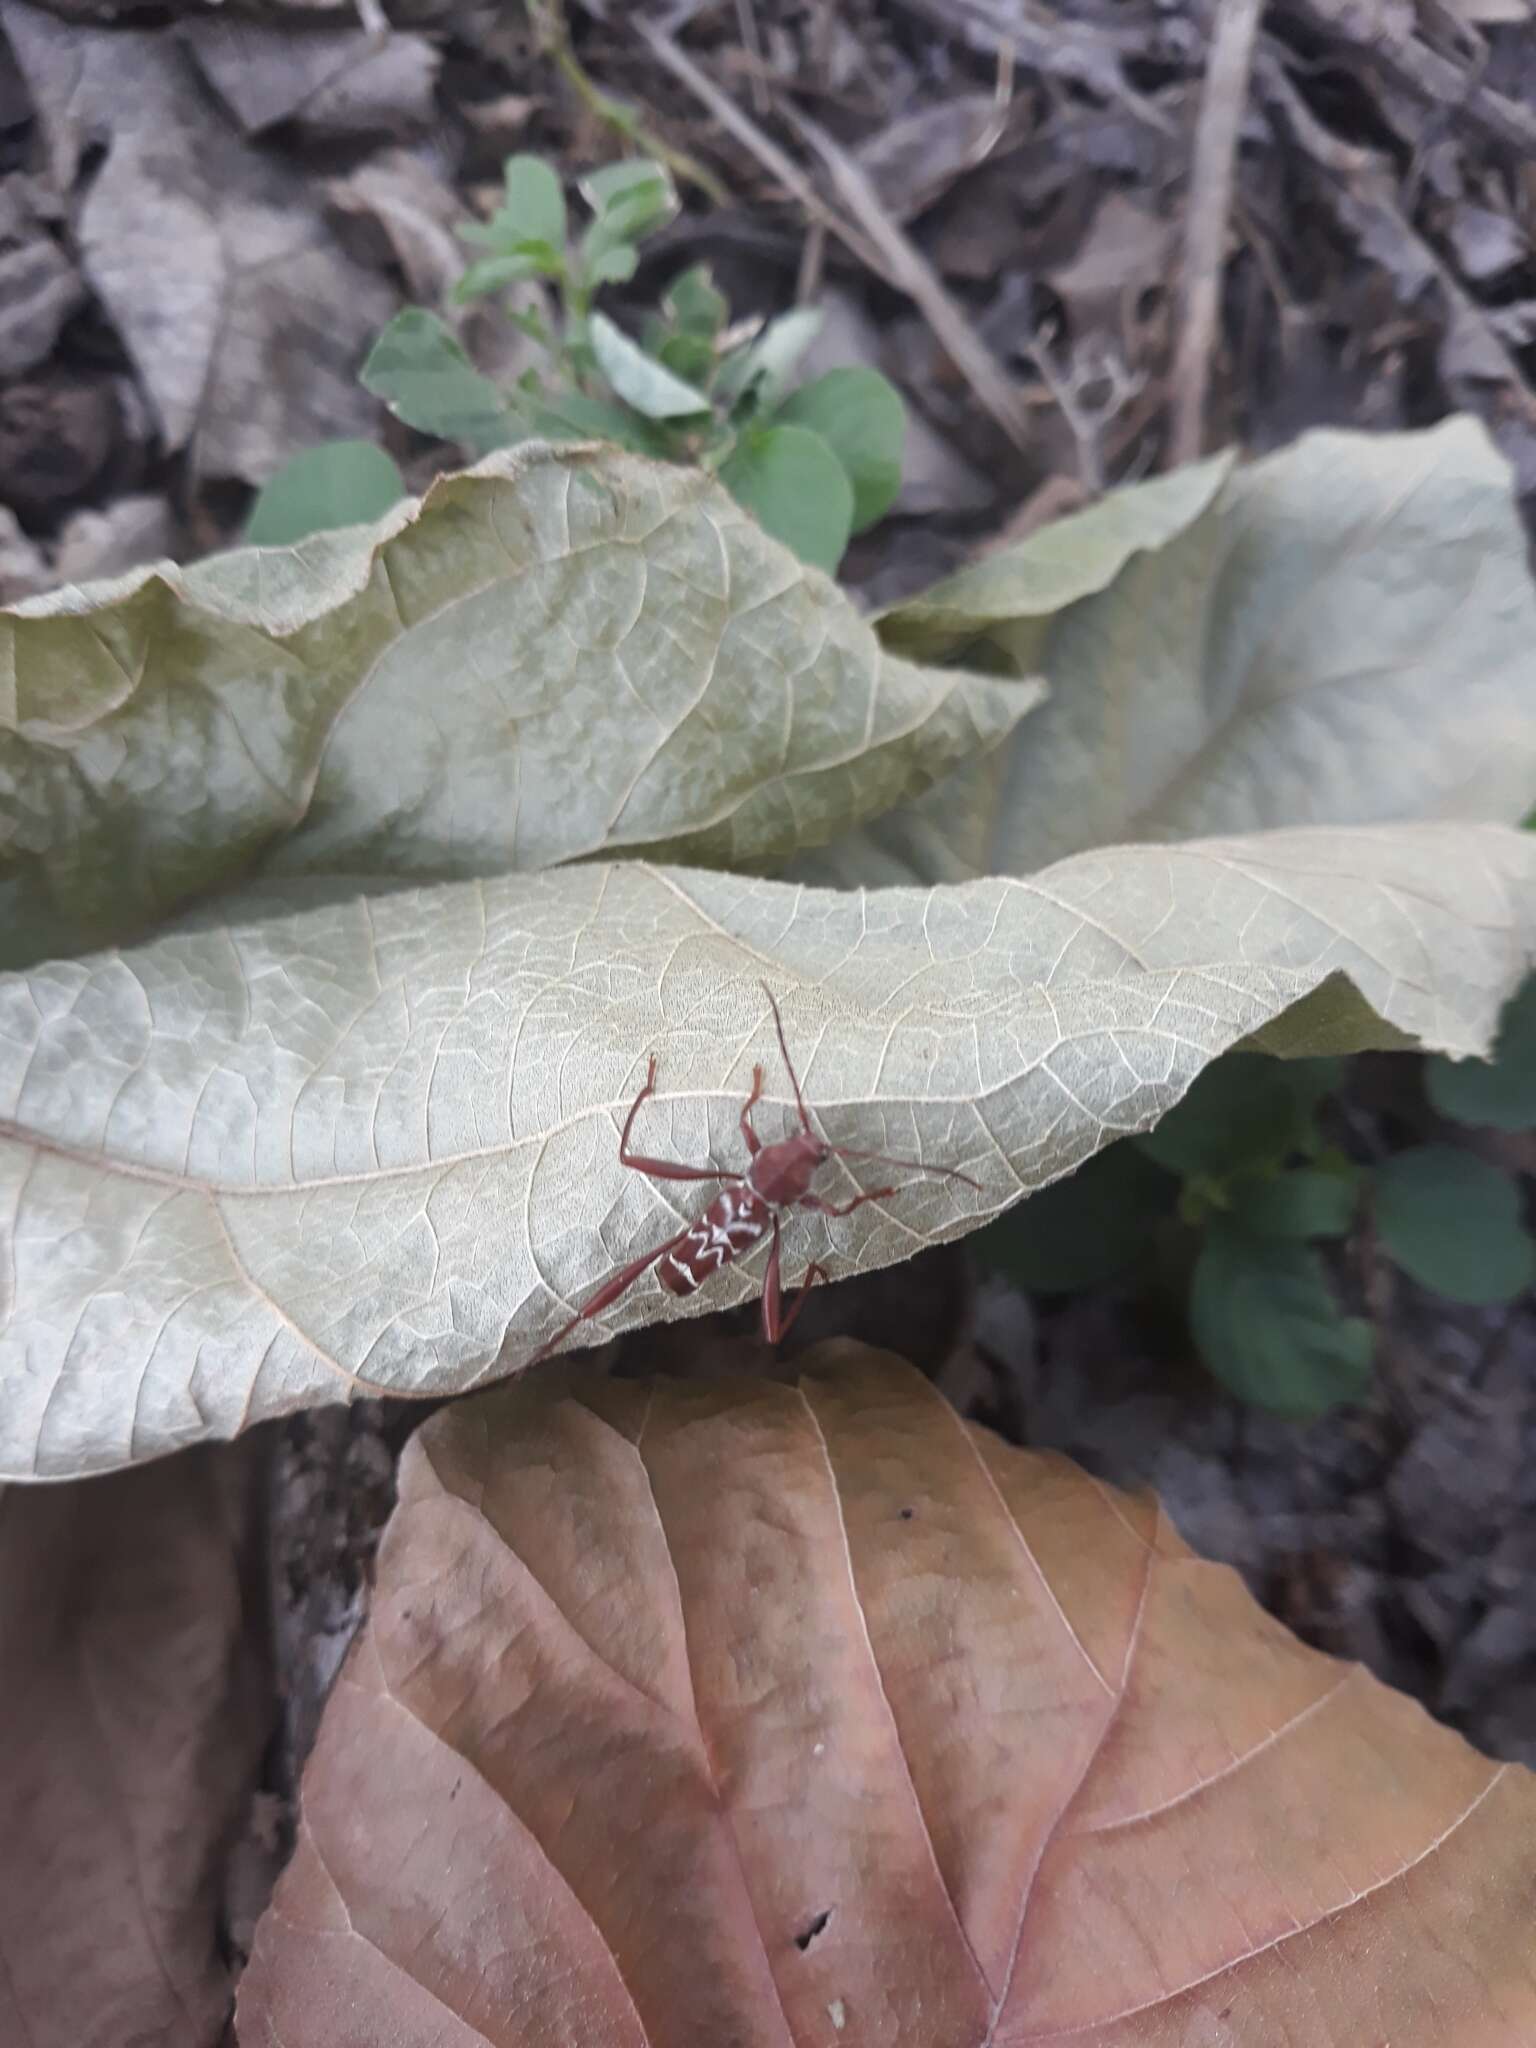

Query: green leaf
529,389,670,455
451,254,546,302
658,332,717,388
581,159,674,228
776,368,906,532
717,308,824,414
819,419,1536,887
1228,1167,1360,1241
665,263,729,337
578,162,677,278
245,441,405,547
1372,1145,1535,1305
1426,973,1536,1129
501,154,566,249
1191,1227,1374,1418
1136,1053,1332,1182
587,242,639,286
970,1142,1175,1294
9,825,1530,1475
361,310,512,452
588,313,711,420
0,445,1033,968
718,424,855,574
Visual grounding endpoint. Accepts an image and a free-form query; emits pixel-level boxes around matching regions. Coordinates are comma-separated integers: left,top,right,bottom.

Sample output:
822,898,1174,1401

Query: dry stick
883,0,1178,136
783,107,1037,452
639,20,1035,448
1258,55,1536,426
1287,0,1536,159
1169,0,1266,468
529,0,728,203
734,0,772,115
637,21,888,272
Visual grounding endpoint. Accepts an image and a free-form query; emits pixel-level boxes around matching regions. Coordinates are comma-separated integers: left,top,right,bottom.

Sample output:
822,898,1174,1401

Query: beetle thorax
748,1130,827,1208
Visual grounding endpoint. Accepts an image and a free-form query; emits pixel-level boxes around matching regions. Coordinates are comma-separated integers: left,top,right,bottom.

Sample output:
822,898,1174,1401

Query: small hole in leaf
795,1908,833,1952
898,1506,915,1521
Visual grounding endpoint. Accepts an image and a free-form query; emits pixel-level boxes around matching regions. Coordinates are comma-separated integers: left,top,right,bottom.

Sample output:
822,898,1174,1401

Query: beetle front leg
616,1054,737,1185
739,1064,765,1156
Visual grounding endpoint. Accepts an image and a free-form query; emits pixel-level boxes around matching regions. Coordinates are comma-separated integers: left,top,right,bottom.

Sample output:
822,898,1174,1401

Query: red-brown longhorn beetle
529,984,980,1363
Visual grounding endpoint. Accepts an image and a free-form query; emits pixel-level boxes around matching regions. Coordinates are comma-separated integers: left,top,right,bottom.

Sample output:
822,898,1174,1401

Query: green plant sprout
248,153,906,575
973,985,1536,1421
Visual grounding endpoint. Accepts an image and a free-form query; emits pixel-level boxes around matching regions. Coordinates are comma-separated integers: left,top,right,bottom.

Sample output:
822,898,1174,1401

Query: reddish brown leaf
0,1446,271,2048
238,1348,1536,2045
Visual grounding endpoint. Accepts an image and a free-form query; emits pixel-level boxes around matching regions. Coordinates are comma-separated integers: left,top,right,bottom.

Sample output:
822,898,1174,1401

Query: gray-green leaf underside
0,442,1036,971
3,820,1532,1479
807,417,1536,887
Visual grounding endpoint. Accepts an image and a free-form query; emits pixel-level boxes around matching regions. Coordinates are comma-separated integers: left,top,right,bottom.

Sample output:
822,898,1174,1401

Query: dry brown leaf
0,1443,270,2047
180,18,440,139
0,172,83,377
3,0,395,482
237,1348,1536,2046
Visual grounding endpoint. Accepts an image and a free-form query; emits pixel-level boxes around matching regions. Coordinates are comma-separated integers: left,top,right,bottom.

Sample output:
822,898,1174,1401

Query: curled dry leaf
0,442,1034,973
0,1443,269,2048
817,417,1536,886
2,825,1533,1478
236,1347,1536,2046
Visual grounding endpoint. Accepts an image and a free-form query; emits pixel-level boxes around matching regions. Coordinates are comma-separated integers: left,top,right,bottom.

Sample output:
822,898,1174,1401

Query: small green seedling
974,995,1536,1421
249,153,906,575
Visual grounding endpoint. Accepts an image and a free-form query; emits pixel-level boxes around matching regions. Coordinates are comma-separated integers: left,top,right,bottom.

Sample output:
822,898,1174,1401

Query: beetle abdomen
660,1182,768,1296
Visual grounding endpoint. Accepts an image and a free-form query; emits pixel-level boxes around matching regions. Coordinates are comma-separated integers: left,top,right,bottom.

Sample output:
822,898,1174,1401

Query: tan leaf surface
236,1348,1536,2046
3,825,1533,1478
0,442,1029,972
0,1443,269,2047
813,416,1536,886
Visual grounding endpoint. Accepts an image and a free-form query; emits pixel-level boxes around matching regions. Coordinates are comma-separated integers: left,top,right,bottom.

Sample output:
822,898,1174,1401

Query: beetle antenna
761,982,815,1134
830,1143,981,1191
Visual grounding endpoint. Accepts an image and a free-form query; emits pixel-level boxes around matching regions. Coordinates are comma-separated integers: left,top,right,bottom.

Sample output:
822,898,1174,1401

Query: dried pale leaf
0,443,1029,970
855,91,1006,221
1044,190,1176,334
179,18,440,137
2,823,1533,1478
0,172,86,376
0,1442,269,2048
5,2,394,474
820,418,1536,885
236,1348,1536,2046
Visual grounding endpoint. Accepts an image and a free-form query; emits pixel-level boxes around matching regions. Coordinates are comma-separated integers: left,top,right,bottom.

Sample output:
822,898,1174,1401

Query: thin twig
1169,0,1266,468
638,17,1035,448
784,106,1036,451
529,0,728,203
1258,55,1536,426
1285,0,1536,159
795,223,828,305
1026,329,1145,496
883,0,1179,136
637,20,887,270
734,0,772,115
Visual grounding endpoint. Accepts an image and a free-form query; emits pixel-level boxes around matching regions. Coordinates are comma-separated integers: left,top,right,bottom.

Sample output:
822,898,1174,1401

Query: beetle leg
797,1187,896,1219
760,1213,830,1345
528,1226,694,1366
616,1054,737,1184
739,1064,765,1156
